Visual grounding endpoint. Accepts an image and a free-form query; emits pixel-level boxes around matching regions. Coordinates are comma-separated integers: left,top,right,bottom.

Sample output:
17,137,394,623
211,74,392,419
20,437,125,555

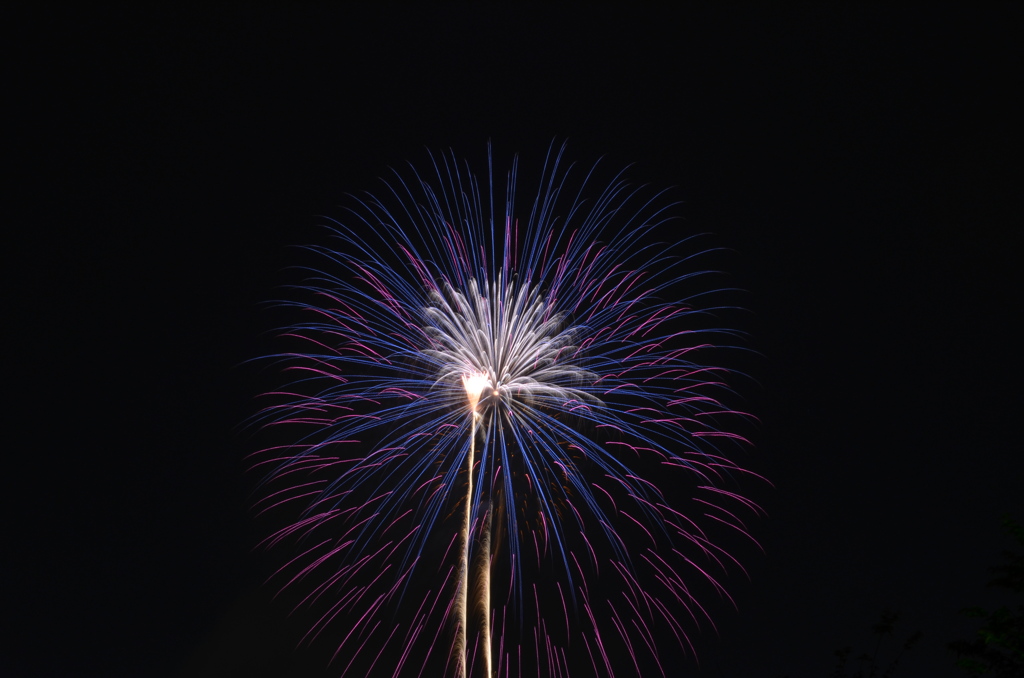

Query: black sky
5,5,1022,678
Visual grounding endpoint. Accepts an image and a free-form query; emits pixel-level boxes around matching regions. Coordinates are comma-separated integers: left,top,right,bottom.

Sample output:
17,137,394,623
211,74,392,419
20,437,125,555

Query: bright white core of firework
426,276,597,416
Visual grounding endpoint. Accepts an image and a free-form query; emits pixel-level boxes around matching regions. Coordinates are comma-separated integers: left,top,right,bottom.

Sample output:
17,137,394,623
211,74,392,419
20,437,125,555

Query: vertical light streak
479,499,493,678
461,372,492,677
457,409,478,678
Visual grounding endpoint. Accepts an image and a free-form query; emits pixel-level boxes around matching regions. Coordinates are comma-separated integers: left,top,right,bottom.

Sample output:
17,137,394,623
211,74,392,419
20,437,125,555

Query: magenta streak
252,479,326,510
539,510,549,557
639,417,696,429
469,632,480,677
363,622,403,678
566,496,586,527
397,245,432,287
586,265,631,317
313,292,368,324
591,483,618,513
616,582,659,665
658,547,732,615
426,483,446,503
247,452,325,472
544,622,553,677
540,230,555,289
338,454,394,477
258,390,346,404
626,305,677,339
253,489,322,518
707,462,774,485
264,538,329,582
393,618,423,678
676,534,742,578
607,314,640,342
599,517,629,555
533,627,541,678
265,463,340,496
556,580,570,643
665,396,717,406
274,458,346,480
396,565,431,650
609,560,646,616
626,494,666,520
647,565,702,628
570,553,590,598
581,634,602,678
293,544,369,607
567,444,586,457
571,243,606,298
553,228,578,289
641,551,713,628
419,566,457,674
601,382,636,396
413,474,444,496
702,511,764,554
438,530,459,572
583,261,622,305
496,607,507,678
332,511,383,545
698,486,765,514
639,308,685,339
443,627,458,678
667,367,722,383
694,408,757,420
260,512,342,550
692,431,752,444
380,387,422,400
610,279,653,323
632,618,666,677
244,444,314,462
307,561,392,646
506,553,516,604
336,620,381,677
380,508,416,540
655,596,698,659
328,334,392,363
604,441,639,458
619,510,657,548
666,547,736,607
658,459,715,485
608,604,641,676
655,501,710,539
584,601,614,677
668,525,726,572
556,644,567,678
624,473,662,496
276,333,345,358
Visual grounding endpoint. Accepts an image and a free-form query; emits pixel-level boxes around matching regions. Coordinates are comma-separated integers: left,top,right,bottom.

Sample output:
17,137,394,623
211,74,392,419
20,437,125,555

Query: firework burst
251,144,763,677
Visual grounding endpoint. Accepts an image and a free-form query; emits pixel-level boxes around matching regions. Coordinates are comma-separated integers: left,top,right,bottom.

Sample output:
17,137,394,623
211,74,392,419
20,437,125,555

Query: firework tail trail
461,374,495,678
251,142,764,677
479,500,493,678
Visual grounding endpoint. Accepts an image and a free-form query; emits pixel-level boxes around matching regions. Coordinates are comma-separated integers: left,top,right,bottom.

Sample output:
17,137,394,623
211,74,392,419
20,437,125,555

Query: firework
252,143,762,677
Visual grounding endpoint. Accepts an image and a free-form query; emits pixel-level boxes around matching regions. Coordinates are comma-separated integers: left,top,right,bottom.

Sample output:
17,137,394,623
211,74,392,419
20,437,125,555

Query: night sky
6,6,1022,677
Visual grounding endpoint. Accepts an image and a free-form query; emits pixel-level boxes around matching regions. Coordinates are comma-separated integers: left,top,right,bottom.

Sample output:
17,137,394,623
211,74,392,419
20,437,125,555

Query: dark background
5,5,1021,677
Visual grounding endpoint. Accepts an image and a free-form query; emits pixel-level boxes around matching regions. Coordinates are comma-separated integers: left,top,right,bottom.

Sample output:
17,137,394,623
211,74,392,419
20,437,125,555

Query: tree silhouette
828,610,921,678
948,516,1024,678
